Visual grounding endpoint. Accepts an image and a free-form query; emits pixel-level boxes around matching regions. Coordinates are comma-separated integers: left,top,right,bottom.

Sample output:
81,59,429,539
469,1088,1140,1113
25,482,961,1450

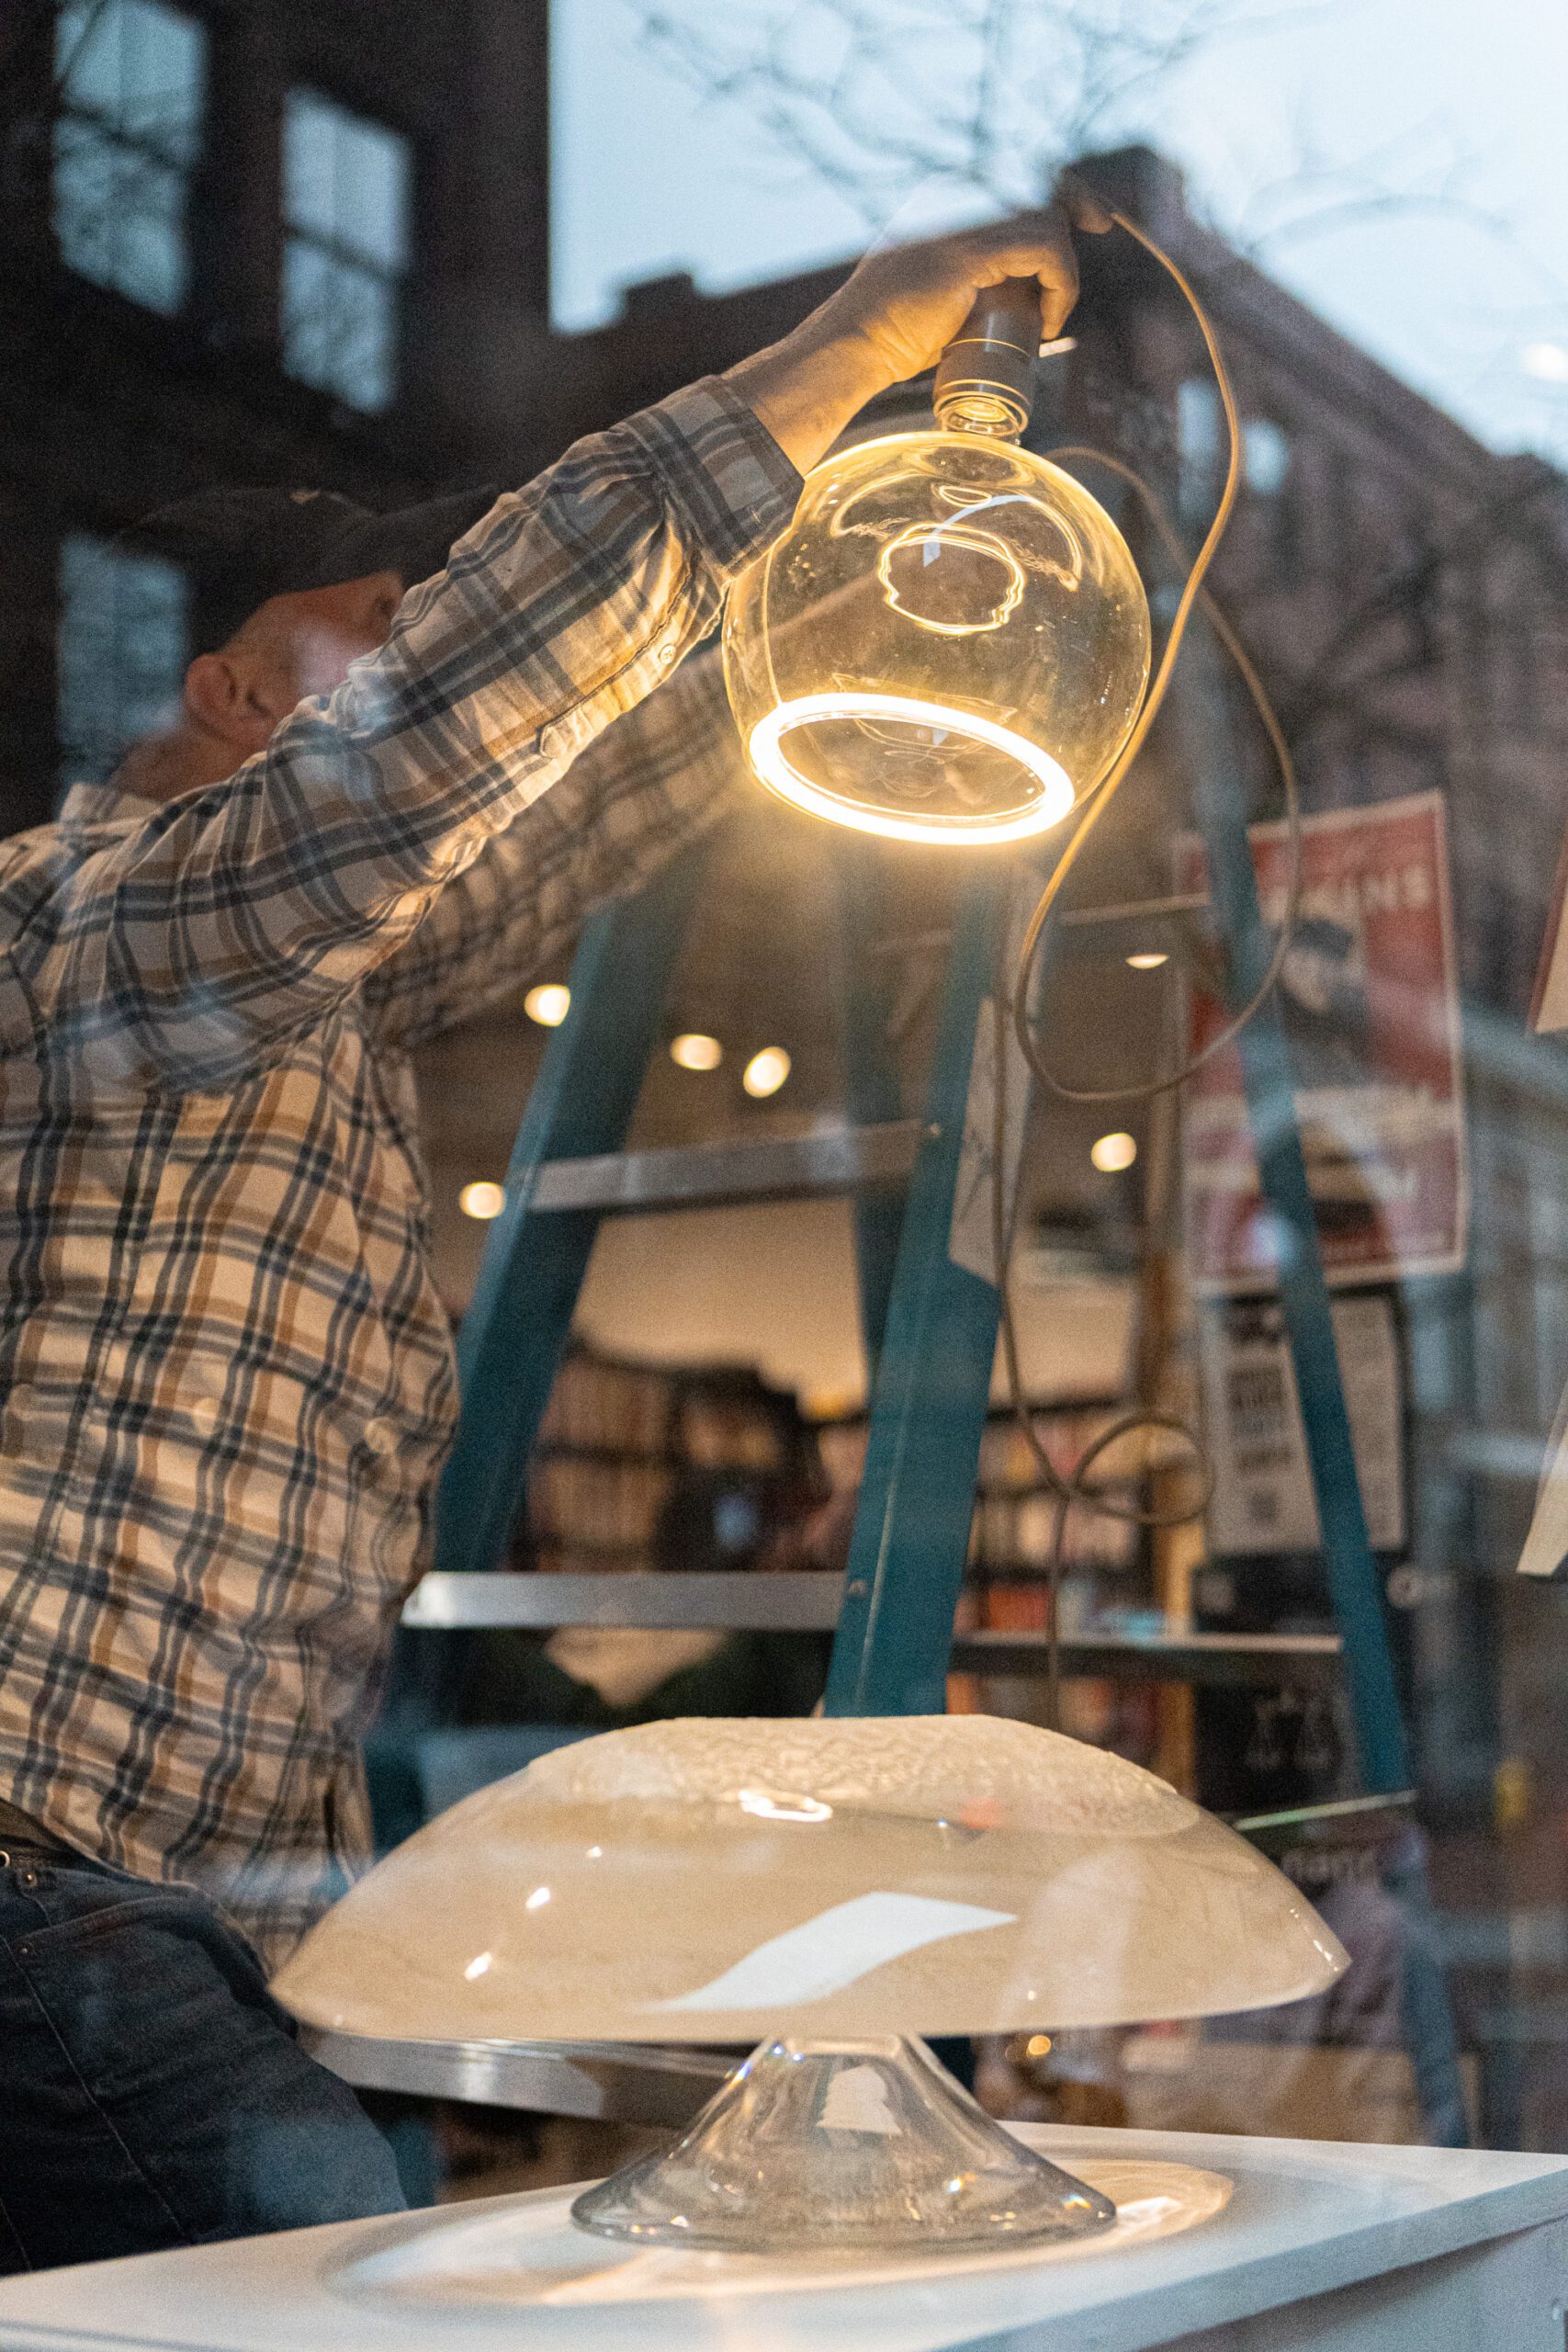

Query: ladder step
1053,892,1212,962
528,1119,924,1216
1058,891,1210,929
951,1628,1342,1688
403,1569,846,1633
403,1572,1345,1683
306,2029,731,2126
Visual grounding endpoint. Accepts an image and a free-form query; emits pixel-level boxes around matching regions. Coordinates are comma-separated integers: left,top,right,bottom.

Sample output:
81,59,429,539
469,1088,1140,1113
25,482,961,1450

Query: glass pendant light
724,280,1152,846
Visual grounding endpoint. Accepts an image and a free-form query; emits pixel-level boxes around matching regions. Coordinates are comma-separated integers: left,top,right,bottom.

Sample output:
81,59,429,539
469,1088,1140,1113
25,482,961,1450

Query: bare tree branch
637,0,1330,235
630,0,1564,418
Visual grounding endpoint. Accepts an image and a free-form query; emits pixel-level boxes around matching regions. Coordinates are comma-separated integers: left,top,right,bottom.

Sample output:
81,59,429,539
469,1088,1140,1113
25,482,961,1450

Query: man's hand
725,193,1112,477
827,193,1113,387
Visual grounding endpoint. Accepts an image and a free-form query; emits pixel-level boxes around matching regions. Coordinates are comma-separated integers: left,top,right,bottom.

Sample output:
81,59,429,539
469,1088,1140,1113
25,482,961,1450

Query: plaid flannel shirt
0,378,800,1965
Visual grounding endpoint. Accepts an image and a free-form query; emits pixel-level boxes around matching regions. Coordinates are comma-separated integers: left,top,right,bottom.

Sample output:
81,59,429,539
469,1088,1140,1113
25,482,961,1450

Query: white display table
2,2123,1567,2352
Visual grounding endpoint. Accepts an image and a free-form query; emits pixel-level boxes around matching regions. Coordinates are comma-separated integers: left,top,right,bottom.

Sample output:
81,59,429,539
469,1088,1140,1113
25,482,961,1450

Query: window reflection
52,0,207,315
56,534,187,788
281,89,411,413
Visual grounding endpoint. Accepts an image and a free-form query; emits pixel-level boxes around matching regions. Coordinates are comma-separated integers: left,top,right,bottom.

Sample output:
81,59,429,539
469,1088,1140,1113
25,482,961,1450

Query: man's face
127,566,410,802
180,568,405,775
269,569,406,707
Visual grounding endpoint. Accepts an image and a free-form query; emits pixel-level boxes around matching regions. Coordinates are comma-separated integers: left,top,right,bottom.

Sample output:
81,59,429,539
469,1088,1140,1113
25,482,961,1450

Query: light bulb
1090,1132,1137,1174
1125,951,1169,970
724,433,1149,846
671,1033,723,1071
459,1180,506,1220
525,983,570,1027
743,1046,792,1098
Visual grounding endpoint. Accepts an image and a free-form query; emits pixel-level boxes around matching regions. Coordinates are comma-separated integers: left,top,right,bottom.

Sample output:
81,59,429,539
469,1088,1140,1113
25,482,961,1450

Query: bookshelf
520,1348,1144,1600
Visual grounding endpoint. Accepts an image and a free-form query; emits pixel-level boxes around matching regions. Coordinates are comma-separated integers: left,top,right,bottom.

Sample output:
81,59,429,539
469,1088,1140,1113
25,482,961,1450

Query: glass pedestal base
570,2034,1117,2256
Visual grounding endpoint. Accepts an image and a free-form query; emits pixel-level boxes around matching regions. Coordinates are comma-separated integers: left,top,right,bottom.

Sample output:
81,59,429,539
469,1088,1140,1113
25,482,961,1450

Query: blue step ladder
399,694,1467,2143
431,835,1018,1719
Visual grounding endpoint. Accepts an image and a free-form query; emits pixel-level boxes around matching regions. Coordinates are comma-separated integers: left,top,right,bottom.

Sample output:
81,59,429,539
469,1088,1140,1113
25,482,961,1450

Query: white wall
574,1196,1136,1408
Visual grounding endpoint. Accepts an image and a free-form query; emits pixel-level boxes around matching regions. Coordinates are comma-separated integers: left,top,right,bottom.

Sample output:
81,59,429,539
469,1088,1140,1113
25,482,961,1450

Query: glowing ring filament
875,521,1027,637
748,692,1076,845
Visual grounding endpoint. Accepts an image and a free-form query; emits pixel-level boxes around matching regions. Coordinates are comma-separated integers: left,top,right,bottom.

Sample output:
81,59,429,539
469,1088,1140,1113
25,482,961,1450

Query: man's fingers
964,201,1104,340
982,240,1077,342
826,195,1119,393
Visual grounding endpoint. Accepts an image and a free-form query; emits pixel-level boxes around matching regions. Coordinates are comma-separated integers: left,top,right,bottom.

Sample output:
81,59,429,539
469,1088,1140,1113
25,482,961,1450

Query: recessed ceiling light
524,983,570,1026
458,1180,506,1220
1125,951,1169,970
742,1046,791,1098
1090,1131,1137,1174
671,1033,723,1071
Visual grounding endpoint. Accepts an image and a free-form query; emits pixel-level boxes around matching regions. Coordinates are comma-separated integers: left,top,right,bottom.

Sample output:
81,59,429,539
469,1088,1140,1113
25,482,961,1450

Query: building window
1244,418,1292,497
281,90,410,413
57,534,187,787
52,0,206,315
1177,379,1222,526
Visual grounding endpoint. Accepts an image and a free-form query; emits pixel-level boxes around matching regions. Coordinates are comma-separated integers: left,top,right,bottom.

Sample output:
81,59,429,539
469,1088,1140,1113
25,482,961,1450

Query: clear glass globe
724,431,1152,846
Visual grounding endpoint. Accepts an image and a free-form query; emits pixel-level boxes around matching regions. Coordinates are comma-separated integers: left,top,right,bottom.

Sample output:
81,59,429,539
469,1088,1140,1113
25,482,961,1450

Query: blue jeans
0,1842,405,2274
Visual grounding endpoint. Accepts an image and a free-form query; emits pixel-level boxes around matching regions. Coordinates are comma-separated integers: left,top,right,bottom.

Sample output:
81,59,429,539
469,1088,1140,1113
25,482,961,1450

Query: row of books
523,1351,1149,1580
536,1346,676,1458
974,1408,1181,1497
525,1452,674,1555
969,1492,1136,1574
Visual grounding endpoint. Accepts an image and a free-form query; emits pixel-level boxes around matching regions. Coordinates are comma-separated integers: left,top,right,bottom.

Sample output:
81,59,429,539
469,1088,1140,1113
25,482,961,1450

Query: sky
552,0,1568,463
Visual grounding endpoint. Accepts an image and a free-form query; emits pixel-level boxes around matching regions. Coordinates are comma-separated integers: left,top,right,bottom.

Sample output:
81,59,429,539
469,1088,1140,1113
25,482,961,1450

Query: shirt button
6,1385,34,1416
188,1396,220,1438
363,1417,398,1458
656,637,678,665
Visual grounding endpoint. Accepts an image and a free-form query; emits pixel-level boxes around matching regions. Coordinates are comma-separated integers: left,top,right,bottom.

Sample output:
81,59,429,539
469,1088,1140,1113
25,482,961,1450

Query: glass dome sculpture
722,426,1151,847
274,1714,1346,2259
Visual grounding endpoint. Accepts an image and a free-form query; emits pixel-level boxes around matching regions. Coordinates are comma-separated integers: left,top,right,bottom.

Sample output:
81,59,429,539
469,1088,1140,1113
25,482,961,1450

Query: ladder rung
951,1628,1342,1687
1058,892,1211,928
1050,893,1213,964
404,1572,1346,1684
306,2029,731,2125
527,1120,924,1215
403,1569,846,1633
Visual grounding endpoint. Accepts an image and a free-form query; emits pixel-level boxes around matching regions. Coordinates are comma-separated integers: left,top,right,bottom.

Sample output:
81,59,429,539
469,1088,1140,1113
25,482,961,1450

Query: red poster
1179,790,1467,1292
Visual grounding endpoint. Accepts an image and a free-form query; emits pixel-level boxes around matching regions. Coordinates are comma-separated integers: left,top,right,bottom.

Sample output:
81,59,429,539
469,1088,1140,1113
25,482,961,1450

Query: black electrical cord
988,202,1302,1732
1016,451,1303,1104
990,978,1215,1734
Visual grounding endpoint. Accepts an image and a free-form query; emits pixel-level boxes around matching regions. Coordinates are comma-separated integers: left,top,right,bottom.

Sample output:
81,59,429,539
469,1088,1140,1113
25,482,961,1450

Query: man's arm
360,643,737,1051
0,209,1098,1095
359,200,1111,1054
0,381,796,1094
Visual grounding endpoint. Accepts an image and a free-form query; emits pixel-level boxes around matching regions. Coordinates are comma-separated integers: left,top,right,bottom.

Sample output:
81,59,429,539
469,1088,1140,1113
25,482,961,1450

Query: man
0,205,1101,2272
